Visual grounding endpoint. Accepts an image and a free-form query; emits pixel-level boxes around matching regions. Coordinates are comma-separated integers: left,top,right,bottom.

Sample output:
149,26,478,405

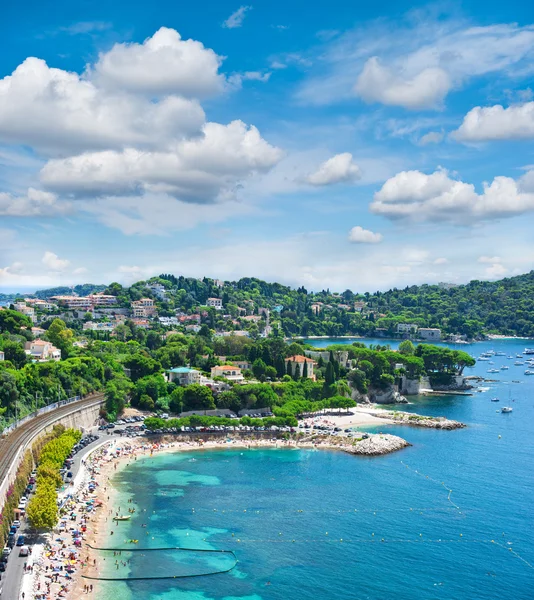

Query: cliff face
351,384,408,404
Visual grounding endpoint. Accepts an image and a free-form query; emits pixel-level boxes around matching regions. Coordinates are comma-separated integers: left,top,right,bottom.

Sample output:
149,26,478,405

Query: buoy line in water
185,506,468,515
401,461,461,512
81,544,238,581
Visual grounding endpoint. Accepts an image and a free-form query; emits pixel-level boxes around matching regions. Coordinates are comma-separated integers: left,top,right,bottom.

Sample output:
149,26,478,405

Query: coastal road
0,429,106,600
0,395,104,598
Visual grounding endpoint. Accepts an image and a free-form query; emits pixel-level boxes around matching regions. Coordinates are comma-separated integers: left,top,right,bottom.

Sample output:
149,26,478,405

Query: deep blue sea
100,338,534,600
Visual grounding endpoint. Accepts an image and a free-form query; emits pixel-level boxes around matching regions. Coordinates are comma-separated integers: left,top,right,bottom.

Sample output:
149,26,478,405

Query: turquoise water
100,339,534,600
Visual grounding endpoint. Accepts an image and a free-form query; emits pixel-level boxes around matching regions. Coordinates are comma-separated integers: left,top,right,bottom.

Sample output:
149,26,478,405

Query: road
0,394,104,599
0,431,106,599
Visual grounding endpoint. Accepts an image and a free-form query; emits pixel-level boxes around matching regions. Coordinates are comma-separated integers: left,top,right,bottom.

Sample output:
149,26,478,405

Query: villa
166,367,202,386
211,365,244,382
24,339,61,361
285,355,316,380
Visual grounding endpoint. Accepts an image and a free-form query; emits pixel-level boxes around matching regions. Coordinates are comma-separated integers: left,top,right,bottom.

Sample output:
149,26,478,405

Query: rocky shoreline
373,410,466,430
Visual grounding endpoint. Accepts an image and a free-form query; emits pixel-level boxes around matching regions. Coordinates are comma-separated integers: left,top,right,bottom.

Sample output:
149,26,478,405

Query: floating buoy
498,435,502,439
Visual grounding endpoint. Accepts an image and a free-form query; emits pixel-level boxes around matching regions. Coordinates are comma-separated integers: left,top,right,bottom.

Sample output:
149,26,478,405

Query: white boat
516,354,523,358
507,356,514,359
514,361,524,366
495,351,506,356
524,348,534,355
478,357,490,361
525,370,534,375
491,397,500,402
501,407,513,413
500,366,509,370
487,369,500,373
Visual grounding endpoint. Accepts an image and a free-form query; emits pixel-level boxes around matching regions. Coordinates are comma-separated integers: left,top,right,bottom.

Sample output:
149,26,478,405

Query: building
310,303,323,315
31,327,46,337
230,360,252,371
242,315,262,323
131,298,156,318
50,296,93,310
337,304,351,311
13,302,36,323
83,321,115,332
88,294,117,306
149,283,167,299
211,365,244,382
285,355,316,380
185,324,201,333
418,328,442,341
354,301,367,312
207,297,223,310
166,367,202,386
25,299,57,311
397,323,418,334
0,351,4,361
24,339,61,361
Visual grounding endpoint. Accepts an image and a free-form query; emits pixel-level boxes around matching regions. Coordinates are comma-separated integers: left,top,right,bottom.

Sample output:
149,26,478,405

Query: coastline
60,433,412,599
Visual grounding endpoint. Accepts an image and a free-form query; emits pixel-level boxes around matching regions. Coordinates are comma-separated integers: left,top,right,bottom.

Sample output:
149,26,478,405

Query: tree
182,384,216,411
1,340,27,369
46,318,73,358
398,340,415,355
265,365,277,380
286,359,292,377
325,361,336,385
252,358,267,379
215,390,239,411
0,309,32,334
294,363,301,380
302,360,308,379
169,387,185,413
124,353,161,381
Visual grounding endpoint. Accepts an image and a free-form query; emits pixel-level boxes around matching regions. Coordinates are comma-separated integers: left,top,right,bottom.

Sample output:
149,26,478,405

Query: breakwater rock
344,433,411,456
375,411,466,430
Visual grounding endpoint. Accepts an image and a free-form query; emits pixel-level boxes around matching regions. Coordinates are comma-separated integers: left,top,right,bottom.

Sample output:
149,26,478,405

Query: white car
2,547,11,556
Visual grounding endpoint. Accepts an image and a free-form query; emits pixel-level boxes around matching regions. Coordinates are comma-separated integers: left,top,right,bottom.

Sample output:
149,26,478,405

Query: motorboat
524,348,534,355
501,407,513,413
525,370,534,375
507,356,514,359
500,366,509,370
491,397,500,402
514,361,524,366
495,351,506,356
487,369,500,373
478,356,490,361
113,515,131,521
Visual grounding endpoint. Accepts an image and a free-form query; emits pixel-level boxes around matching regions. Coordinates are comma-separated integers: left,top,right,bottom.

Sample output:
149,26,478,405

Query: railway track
0,394,104,494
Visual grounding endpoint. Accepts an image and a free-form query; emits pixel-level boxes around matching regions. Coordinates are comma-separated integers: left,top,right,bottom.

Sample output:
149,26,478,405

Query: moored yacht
501,407,513,413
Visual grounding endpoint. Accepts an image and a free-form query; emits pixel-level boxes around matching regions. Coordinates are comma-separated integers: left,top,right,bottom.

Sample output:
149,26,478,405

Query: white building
88,294,117,306
207,297,223,310
131,298,156,318
166,367,202,386
50,296,93,310
211,365,244,382
0,351,4,361
24,339,61,361
83,321,115,332
285,355,316,380
149,283,167,300
397,323,418,334
418,328,442,341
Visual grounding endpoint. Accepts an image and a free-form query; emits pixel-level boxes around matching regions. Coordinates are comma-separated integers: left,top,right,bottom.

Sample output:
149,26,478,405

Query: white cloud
228,71,271,87
60,21,112,35
0,188,70,216
419,131,444,145
72,267,88,275
40,121,283,201
348,226,383,243
306,153,361,186
485,263,507,278
0,57,205,155
91,27,225,98
454,102,534,142
42,251,70,271
371,168,534,223
478,256,502,263
296,20,534,108
223,6,252,29
354,57,451,109
433,257,448,264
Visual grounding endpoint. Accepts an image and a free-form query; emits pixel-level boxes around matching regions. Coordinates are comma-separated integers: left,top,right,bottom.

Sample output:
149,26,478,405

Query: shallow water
98,339,534,599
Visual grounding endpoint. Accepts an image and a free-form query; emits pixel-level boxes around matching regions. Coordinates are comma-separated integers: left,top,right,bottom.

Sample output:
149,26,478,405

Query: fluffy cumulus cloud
0,188,70,216
348,226,383,243
42,251,70,271
41,121,283,201
306,153,361,186
91,27,225,98
0,27,283,221
0,57,206,155
419,131,444,145
478,255,502,264
223,6,252,29
453,102,534,142
354,57,451,110
370,168,534,223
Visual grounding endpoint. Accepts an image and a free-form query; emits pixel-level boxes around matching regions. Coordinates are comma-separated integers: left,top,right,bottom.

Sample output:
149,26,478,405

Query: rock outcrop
345,433,411,456
351,385,408,405
374,411,466,429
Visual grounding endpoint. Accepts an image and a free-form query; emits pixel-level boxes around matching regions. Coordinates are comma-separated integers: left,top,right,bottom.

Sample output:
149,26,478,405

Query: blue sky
1,0,534,292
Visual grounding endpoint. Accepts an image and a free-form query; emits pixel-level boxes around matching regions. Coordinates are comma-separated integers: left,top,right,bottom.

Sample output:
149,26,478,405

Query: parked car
19,546,29,557
16,536,25,547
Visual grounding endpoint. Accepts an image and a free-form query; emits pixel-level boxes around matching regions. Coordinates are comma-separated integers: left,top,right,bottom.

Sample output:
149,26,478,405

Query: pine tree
286,359,293,377
302,360,308,379
294,363,301,380
325,361,335,385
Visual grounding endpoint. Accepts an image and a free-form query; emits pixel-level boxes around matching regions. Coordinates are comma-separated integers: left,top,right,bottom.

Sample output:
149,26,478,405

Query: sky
1,0,534,293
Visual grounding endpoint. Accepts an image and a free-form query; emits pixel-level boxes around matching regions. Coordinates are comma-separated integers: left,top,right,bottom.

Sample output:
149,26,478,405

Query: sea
98,338,534,600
